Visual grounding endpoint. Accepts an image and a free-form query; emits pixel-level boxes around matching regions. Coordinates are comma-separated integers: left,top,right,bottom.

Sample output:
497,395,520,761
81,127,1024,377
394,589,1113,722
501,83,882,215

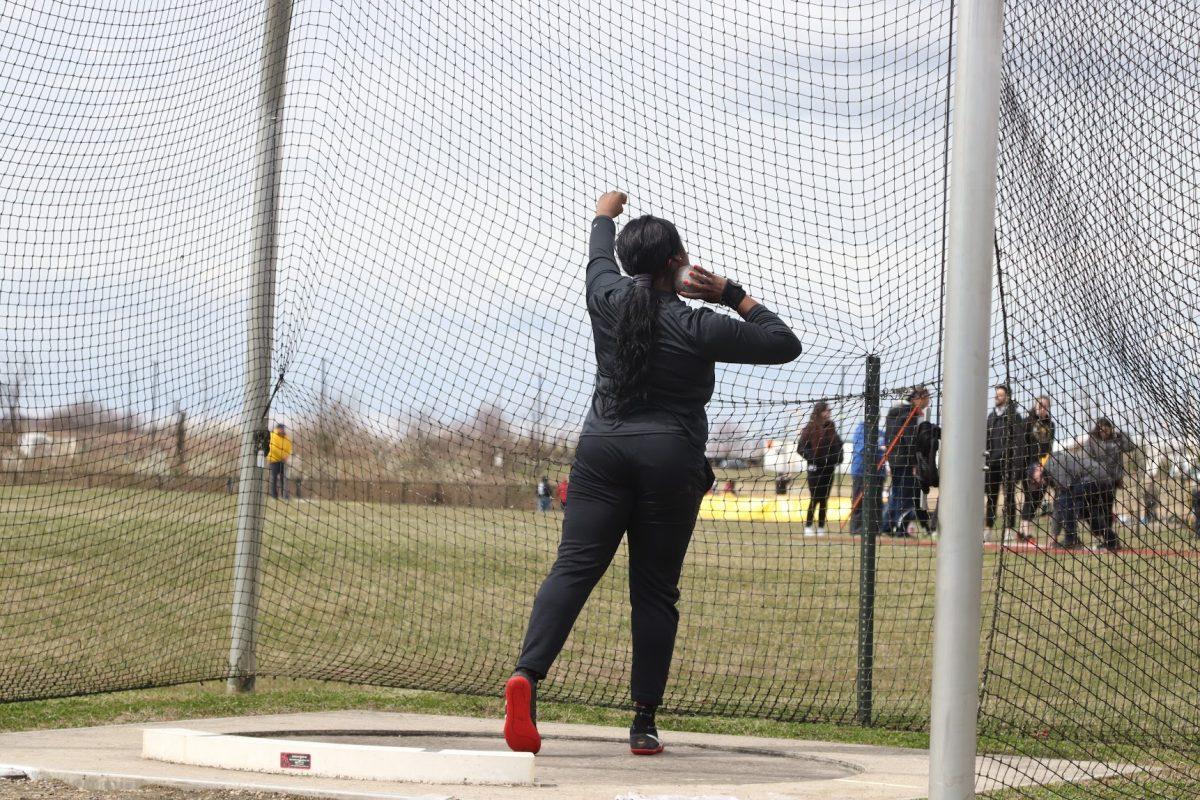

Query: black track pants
985,461,1018,530
517,434,711,706
805,466,836,527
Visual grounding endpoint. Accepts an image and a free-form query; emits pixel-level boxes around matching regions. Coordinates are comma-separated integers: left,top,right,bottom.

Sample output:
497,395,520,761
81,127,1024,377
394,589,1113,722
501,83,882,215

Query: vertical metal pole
856,354,881,725
535,371,544,464
228,0,293,694
929,0,1004,796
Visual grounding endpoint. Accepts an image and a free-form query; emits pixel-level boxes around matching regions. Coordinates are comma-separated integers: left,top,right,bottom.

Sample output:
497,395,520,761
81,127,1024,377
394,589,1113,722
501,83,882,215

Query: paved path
0,710,1128,799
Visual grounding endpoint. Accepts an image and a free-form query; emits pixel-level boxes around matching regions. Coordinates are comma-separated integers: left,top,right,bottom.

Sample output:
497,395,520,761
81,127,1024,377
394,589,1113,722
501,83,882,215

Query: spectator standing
985,384,1025,542
1140,457,1167,527
1142,479,1160,527
1191,477,1200,540
536,476,554,512
798,401,843,536
884,385,930,535
556,477,569,510
267,423,292,500
850,419,885,535
1019,395,1055,542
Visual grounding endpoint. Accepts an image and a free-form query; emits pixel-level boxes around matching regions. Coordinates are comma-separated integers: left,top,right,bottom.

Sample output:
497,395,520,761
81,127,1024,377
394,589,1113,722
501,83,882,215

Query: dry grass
1,485,1197,747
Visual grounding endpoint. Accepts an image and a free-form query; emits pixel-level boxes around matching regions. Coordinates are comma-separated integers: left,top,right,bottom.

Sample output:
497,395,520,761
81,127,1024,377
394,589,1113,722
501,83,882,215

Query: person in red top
556,477,569,509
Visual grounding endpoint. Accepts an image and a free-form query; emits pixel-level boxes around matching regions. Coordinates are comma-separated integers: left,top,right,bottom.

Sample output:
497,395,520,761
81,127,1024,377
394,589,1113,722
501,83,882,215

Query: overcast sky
3,0,1196,449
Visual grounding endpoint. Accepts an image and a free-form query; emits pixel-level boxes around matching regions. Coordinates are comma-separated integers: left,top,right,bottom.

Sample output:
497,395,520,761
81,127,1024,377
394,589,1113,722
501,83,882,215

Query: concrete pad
0,710,1136,799
230,730,856,787
142,728,535,785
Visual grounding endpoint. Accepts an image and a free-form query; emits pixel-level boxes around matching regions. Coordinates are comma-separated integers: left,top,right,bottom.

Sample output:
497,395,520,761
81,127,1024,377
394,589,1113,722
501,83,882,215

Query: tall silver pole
228,0,294,694
929,0,1004,796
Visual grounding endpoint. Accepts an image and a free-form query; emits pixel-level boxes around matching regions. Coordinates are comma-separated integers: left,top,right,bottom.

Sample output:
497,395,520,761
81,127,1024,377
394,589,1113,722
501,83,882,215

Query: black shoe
630,705,663,755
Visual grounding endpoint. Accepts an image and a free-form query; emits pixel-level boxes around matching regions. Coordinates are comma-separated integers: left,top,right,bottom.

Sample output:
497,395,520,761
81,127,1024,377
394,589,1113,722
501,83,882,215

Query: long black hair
801,401,831,440
610,215,685,417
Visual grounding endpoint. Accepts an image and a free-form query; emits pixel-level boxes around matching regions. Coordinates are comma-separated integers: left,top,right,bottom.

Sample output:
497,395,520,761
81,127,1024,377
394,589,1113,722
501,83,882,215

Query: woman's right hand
596,191,628,219
678,264,728,304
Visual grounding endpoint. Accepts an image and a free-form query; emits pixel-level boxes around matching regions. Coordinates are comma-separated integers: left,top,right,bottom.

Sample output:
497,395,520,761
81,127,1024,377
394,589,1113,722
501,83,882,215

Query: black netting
1,0,952,726
977,0,1200,795
4,1,1199,795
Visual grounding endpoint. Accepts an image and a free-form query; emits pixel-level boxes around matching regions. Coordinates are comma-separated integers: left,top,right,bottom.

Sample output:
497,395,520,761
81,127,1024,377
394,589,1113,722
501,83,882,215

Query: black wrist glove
720,280,747,308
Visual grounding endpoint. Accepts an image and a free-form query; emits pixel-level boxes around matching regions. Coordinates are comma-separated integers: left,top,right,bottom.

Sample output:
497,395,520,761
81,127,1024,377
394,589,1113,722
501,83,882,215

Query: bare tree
173,403,187,475
471,403,510,472
0,357,26,449
403,408,440,473
707,419,749,462
310,397,375,463
45,398,126,435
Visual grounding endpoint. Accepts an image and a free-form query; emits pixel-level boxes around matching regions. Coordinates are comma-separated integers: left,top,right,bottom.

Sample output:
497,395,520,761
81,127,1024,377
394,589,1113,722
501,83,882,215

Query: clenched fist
595,191,628,219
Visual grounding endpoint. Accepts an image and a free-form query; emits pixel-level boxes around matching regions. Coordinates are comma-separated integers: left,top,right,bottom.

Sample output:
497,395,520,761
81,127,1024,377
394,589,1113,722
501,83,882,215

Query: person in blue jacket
850,420,885,534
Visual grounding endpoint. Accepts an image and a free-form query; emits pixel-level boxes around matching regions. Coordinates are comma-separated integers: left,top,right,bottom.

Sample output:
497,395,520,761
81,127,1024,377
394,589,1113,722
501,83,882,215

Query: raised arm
586,191,628,297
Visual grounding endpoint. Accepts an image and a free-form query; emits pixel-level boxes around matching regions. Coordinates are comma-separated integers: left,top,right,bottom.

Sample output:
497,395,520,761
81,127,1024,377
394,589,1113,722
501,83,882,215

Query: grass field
3,484,1199,796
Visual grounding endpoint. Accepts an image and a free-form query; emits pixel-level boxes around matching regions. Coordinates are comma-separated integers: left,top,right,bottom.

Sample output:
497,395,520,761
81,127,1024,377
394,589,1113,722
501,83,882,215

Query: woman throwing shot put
504,191,802,756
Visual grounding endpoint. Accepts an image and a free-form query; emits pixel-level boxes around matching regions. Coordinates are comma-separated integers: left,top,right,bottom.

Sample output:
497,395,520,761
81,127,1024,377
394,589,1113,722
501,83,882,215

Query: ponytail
610,215,685,418
611,281,659,416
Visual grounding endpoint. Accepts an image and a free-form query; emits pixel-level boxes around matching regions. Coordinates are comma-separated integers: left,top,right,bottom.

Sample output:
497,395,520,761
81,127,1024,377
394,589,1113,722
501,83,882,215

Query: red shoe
504,674,541,754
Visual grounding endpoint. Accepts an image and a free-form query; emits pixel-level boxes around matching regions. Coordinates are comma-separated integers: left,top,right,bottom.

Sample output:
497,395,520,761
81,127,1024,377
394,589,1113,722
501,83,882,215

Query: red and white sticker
280,752,311,769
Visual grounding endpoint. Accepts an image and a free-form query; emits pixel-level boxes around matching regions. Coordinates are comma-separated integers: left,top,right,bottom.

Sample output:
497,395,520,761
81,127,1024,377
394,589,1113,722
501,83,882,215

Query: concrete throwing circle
237,730,858,785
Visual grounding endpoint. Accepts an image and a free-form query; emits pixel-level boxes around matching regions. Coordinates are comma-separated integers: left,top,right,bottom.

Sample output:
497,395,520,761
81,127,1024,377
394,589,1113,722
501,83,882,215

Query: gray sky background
3,0,1196,451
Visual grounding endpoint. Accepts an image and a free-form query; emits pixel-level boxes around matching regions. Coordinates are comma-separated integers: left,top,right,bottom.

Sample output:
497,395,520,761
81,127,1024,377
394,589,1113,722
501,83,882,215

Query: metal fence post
856,354,882,724
930,0,1005,794
228,0,294,694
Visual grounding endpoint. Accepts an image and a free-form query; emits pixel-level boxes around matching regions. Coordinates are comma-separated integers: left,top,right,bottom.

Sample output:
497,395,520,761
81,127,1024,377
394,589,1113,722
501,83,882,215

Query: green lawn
2,485,1198,797
0,677,928,750
972,771,1200,800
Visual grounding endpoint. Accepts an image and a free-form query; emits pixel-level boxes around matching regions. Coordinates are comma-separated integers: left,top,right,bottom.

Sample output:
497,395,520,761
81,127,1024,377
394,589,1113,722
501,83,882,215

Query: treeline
0,398,577,484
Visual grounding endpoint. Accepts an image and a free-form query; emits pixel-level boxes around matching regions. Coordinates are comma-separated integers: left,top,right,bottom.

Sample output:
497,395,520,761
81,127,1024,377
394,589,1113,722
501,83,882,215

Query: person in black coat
1019,395,1055,542
883,385,930,535
507,192,802,757
985,384,1026,541
798,401,843,536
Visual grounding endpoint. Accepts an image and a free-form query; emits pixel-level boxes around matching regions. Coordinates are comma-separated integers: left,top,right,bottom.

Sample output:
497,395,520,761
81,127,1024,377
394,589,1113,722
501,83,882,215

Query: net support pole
929,0,1004,796
227,0,294,694
856,353,881,725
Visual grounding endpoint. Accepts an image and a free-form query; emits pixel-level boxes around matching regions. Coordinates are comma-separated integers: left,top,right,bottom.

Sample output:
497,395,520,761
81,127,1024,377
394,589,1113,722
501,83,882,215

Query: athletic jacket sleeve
692,304,802,365
586,216,626,299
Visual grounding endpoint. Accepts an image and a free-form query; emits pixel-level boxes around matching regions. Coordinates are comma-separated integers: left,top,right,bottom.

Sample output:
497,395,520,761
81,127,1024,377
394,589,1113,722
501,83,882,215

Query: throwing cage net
2,0,1198,795
977,0,1200,795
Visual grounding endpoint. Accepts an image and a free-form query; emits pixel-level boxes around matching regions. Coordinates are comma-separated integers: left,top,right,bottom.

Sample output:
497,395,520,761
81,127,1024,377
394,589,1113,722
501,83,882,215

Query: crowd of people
532,381,1200,553
535,476,570,512
806,382,1183,552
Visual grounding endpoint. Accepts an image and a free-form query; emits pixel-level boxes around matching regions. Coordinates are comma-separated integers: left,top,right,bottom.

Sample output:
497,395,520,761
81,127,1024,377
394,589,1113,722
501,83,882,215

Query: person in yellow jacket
267,423,293,500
